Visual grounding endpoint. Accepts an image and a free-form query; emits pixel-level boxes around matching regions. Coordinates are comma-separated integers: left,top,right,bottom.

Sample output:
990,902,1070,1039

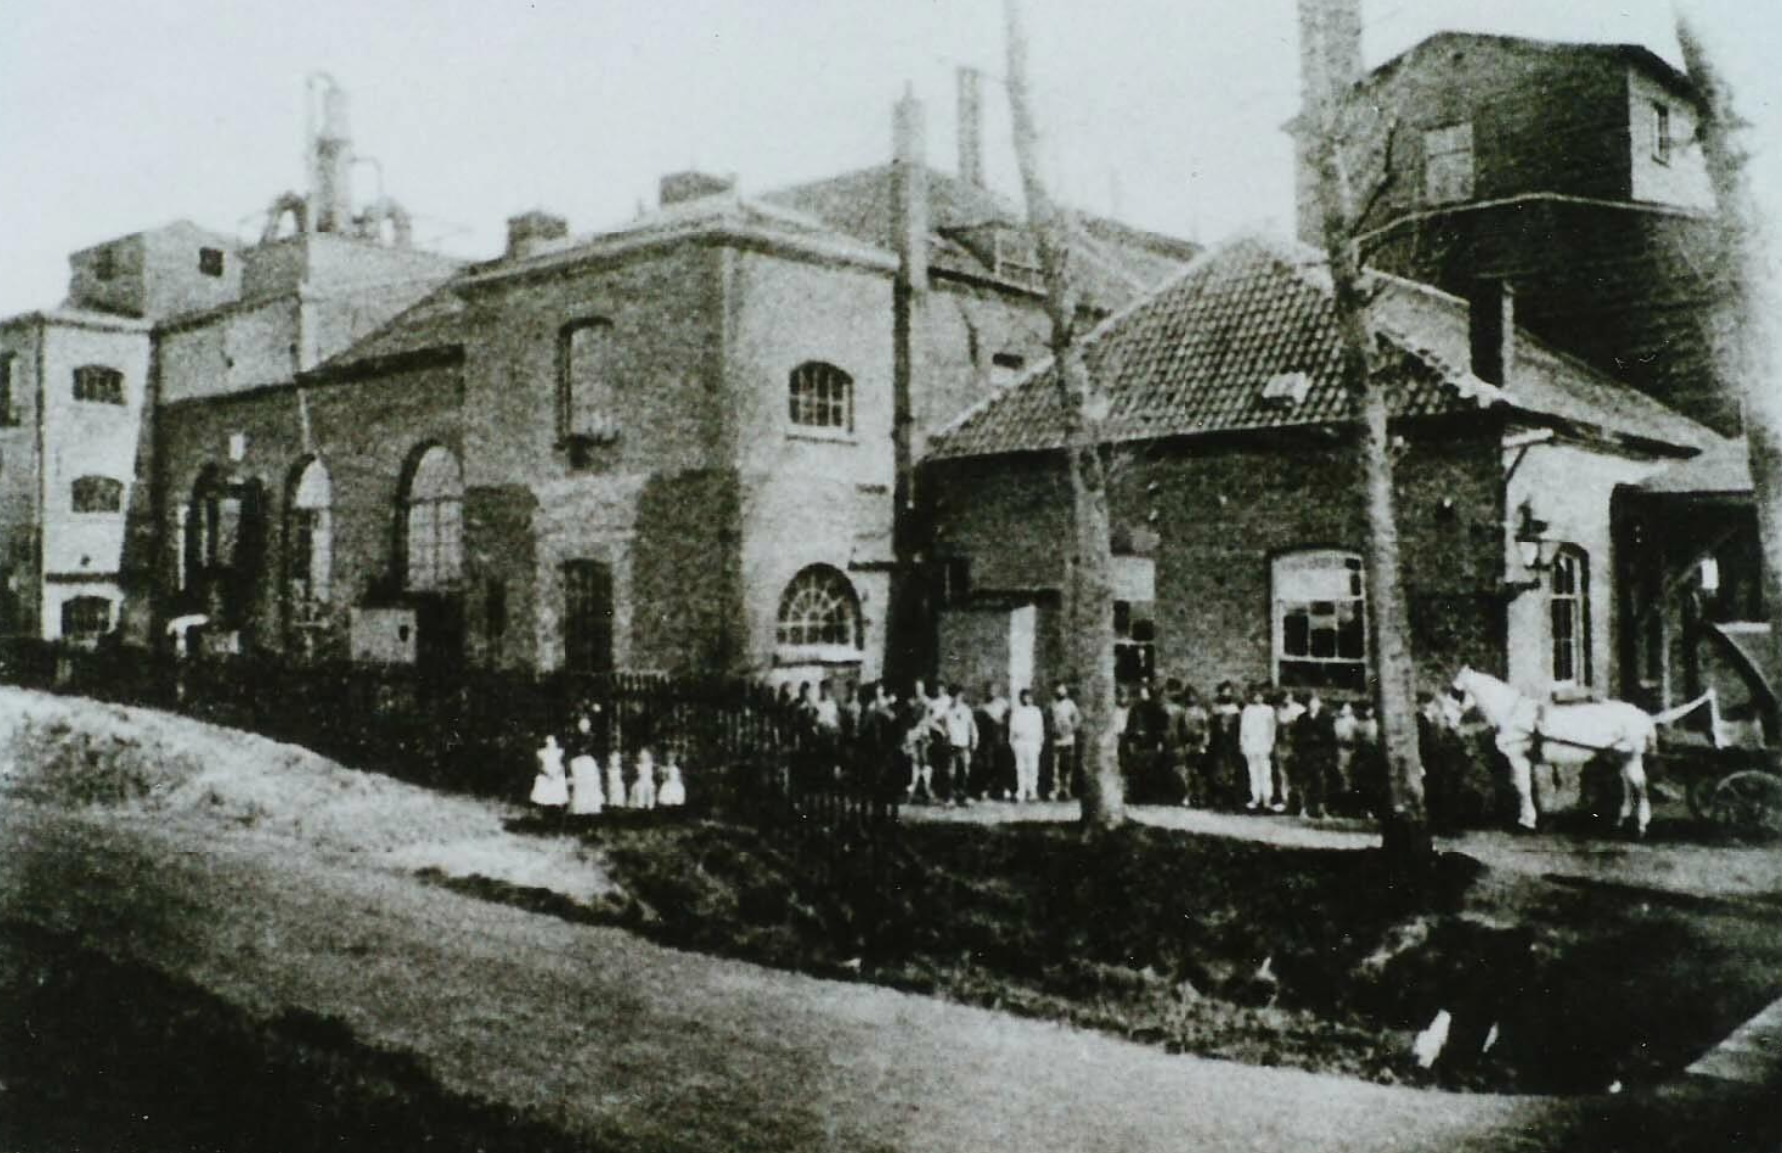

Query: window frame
71,475,124,514
403,446,464,593
1650,101,1673,166
556,317,619,447
1272,549,1369,693
561,559,615,673
1549,546,1591,688
787,362,855,436
775,565,863,659
286,458,333,607
72,365,125,406
60,595,113,642
1422,122,1476,206
199,246,226,277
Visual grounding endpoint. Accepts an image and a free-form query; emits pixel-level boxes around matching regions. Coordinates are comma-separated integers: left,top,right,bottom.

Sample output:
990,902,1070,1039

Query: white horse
1452,668,1676,836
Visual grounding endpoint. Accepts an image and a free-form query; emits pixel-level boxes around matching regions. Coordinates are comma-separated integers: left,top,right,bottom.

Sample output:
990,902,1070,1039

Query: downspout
33,318,46,640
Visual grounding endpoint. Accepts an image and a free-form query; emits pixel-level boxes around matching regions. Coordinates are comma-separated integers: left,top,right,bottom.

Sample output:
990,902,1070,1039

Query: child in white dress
658,750,687,808
604,751,628,810
530,736,569,815
628,749,657,810
568,747,603,816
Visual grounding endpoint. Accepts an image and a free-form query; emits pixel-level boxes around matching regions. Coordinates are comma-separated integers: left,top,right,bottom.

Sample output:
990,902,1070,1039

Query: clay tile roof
930,235,1716,460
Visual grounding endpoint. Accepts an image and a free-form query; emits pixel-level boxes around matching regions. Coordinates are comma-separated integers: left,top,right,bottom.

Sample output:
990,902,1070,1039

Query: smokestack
1297,0,1364,110
892,86,929,291
957,67,984,188
309,75,354,234
1468,280,1515,386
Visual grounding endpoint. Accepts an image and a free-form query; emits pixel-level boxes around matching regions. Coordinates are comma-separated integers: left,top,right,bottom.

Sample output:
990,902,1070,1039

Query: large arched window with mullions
775,565,862,655
403,445,463,592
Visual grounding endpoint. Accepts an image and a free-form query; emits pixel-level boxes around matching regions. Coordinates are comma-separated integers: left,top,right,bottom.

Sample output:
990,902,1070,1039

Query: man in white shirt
1239,684,1278,811
1008,688,1046,802
942,684,978,806
1049,684,1081,800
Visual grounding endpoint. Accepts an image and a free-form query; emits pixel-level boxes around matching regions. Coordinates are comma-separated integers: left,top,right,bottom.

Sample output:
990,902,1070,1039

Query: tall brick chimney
1468,280,1516,386
957,67,984,188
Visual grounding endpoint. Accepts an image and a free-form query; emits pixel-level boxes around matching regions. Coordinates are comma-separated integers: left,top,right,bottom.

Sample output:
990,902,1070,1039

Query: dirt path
909,801,1782,903
5,801,1777,1152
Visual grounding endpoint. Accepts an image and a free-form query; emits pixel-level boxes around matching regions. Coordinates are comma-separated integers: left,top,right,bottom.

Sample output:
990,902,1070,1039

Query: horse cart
1654,745,1782,836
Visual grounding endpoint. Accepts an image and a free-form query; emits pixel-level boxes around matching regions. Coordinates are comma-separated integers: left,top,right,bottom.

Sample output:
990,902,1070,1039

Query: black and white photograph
1,1,1780,1149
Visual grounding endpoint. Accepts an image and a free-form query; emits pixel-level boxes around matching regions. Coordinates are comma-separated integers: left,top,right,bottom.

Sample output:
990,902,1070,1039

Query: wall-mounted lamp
1503,503,1560,594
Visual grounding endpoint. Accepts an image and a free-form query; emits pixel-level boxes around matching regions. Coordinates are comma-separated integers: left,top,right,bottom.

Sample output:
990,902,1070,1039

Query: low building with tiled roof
920,236,1720,738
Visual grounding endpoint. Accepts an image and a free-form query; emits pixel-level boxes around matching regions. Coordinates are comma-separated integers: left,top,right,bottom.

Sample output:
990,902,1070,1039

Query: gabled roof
929,235,1716,461
761,163,1195,305
1366,31,1697,102
302,285,467,382
463,192,895,289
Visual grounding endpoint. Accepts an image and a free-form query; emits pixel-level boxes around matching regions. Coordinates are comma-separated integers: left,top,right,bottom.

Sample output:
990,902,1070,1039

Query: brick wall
927,424,1509,697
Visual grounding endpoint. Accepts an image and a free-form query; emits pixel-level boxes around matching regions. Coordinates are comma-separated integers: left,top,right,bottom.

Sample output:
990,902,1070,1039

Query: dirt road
2,800,1773,1152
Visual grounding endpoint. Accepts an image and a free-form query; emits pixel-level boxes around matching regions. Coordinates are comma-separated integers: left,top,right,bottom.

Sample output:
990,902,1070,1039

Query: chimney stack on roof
1297,0,1364,111
506,210,569,259
659,170,737,207
1468,279,1516,387
957,67,984,188
308,73,356,235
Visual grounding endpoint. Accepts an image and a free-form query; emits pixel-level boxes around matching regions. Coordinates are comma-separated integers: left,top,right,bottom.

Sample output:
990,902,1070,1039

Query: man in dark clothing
1207,681,1242,809
1292,692,1339,819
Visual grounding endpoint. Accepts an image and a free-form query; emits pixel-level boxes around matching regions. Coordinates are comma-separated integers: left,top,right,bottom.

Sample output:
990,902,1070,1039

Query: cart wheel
1709,770,1782,836
1688,773,1722,820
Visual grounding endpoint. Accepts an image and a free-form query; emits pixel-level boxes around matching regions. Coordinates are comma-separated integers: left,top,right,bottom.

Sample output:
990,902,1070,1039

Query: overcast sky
1,1,1774,318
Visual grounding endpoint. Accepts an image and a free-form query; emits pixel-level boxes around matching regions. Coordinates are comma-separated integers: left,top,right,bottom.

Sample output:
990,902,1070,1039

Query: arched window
71,475,123,513
73,365,125,405
788,362,853,433
776,565,861,651
404,446,462,591
1272,550,1368,692
1550,547,1590,687
287,458,332,605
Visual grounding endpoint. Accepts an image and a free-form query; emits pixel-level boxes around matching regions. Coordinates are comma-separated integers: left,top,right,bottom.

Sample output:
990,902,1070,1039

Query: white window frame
1272,550,1369,692
1550,546,1589,687
788,362,854,434
775,565,862,663
1650,101,1672,166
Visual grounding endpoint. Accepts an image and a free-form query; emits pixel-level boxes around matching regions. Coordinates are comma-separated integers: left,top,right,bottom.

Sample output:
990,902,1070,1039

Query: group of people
529,714,686,820
777,673,1491,823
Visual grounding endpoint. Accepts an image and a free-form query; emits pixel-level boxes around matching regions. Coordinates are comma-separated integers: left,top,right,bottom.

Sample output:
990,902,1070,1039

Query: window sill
775,642,864,666
786,427,858,446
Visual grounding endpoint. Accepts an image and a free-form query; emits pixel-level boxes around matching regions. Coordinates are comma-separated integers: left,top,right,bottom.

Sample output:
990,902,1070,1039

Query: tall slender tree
1003,0,1124,831
1675,14,1782,719
1300,0,1430,861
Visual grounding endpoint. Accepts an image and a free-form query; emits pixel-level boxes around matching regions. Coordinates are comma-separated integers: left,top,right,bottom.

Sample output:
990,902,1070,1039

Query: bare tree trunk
1676,16,1782,732
1004,0,1124,831
1302,0,1430,861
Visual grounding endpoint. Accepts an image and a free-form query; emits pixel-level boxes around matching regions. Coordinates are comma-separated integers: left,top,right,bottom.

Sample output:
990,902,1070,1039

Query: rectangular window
1274,551,1368,692
562,560,614,673
1550,549,1590,686
199,247,226,277
72,365,125,405
71,476,124,513
405,500,462,591
557,320,619,445
61,596,112,641
0,352,17,426
289,507,331,603
1114,599,1157,685
1423,123,1475,206
94,248,116,282
1650,102,1672,165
